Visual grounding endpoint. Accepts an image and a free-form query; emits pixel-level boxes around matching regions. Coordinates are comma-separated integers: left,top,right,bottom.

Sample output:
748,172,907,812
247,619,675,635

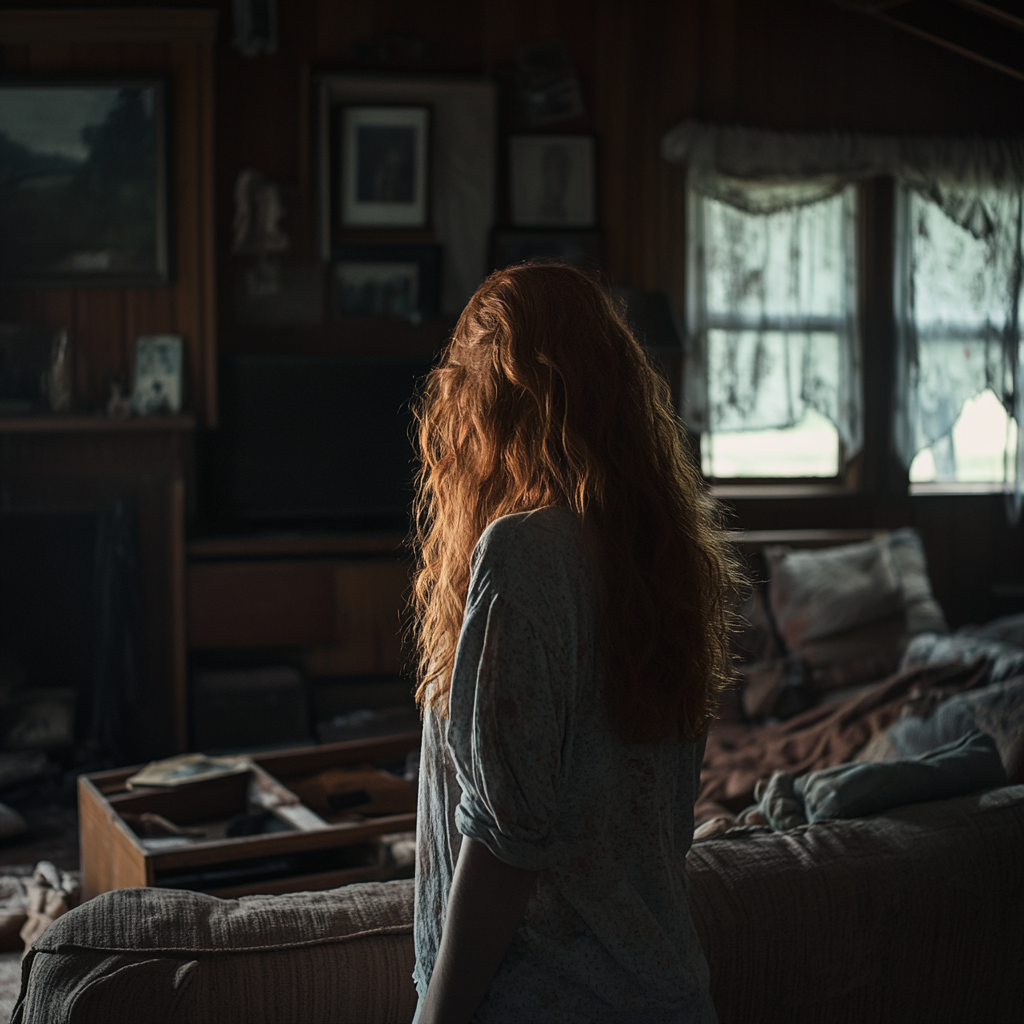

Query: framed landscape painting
0,80,169,287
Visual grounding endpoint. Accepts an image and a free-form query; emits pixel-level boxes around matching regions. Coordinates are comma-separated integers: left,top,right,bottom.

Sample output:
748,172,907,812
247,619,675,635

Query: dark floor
0,772,80,875
0,802,78,874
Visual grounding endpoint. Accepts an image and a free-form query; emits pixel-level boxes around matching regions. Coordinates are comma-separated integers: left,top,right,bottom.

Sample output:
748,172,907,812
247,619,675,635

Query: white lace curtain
663,119,1024,504
684,179,861,458
894,186,1023,495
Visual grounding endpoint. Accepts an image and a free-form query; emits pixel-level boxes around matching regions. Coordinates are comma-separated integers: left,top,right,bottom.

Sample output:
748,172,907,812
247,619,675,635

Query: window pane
701,406,840,479
706,329,840,433
902,188,1023,485
692,185,857,480
909,388,1017,484
703,191,849,322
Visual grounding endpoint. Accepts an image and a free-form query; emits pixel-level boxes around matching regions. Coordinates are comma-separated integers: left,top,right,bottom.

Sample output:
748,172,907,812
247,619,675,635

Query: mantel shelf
0,414,196,434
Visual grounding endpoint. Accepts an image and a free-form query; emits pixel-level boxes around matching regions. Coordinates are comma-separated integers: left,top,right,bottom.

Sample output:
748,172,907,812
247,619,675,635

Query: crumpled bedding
901,630,1024,684
696,656,991,824
750,730,1007,831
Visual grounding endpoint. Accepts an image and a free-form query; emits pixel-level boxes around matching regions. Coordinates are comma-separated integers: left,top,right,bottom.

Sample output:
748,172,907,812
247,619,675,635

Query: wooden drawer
79,732,420,900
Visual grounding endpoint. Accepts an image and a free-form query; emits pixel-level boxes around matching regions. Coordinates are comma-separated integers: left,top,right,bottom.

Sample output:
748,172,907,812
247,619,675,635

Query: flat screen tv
203,355,433,531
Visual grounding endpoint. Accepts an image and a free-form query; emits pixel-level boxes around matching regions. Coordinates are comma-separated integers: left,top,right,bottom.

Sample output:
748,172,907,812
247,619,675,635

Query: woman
410,263,739,1024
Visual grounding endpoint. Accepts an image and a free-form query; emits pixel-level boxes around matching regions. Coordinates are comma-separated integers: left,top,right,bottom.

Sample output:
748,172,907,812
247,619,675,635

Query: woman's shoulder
475,507,583,570
468,507,598,659
470,507,592,617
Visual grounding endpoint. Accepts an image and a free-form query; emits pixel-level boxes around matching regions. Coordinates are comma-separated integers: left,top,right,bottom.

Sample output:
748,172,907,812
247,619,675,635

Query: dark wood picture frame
0,78,170,288
330,103,431,232
332,244,441,320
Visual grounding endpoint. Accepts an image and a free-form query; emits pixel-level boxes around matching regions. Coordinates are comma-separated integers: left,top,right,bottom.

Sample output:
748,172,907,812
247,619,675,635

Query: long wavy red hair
410,263,741,744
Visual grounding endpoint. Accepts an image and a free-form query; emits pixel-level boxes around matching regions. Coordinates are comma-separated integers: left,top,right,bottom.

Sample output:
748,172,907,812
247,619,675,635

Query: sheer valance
661,118,1024,200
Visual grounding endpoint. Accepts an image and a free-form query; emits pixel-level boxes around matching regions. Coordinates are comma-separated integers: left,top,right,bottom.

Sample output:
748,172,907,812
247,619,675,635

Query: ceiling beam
831,0,1024,83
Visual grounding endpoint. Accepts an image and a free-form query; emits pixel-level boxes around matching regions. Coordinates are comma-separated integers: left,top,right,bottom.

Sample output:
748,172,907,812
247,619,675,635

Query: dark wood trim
0,9,219,44
726,528,883,548
0,415,196,434
186,532,407,560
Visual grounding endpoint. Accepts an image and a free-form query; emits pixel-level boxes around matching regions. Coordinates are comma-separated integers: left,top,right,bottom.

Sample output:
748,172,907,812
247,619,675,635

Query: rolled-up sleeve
447,584,566,872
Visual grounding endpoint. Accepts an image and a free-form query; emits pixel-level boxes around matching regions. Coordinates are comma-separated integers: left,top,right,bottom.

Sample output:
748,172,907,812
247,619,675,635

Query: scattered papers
126,753,249,789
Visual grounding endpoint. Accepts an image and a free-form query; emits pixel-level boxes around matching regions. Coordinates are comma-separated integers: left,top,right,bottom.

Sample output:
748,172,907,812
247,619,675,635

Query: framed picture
0,80,169,287
318,75,496,314
333,245,441,321
132,334,183,415
338,105,430,228
510,135,596,227
491,229,602,274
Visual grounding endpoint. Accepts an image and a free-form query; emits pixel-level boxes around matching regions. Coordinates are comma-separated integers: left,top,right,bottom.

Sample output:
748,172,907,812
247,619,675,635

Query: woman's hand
415,837,538,1024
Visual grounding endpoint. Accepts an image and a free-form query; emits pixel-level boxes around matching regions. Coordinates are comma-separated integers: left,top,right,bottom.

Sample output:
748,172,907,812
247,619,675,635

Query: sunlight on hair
701,407,840,479
910,388,1018,484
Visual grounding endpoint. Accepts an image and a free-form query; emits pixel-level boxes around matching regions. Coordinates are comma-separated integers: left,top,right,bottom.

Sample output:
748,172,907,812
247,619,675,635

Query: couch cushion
688,785,1024,1024
14,879,416,1024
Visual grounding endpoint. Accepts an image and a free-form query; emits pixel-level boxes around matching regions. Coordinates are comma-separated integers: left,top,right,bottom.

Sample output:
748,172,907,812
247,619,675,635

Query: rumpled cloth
752,730,1007,830
19,861,80,954
697,657,991,823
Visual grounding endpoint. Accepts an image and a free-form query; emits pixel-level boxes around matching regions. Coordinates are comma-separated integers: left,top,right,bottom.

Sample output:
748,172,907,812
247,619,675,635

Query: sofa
14,784,1024,1024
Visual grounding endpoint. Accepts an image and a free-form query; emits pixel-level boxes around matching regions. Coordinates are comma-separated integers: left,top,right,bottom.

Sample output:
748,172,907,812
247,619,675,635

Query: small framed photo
491,229,602,273
333,245,441,321
510,135,595,227
132,334,183,415
339,106,430,228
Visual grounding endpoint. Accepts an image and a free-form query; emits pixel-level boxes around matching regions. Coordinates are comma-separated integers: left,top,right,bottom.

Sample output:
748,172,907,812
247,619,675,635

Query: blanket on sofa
696,657,990,823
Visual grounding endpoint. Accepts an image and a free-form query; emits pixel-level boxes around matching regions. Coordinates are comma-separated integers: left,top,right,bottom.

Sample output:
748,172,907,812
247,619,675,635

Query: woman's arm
416,836,538,1024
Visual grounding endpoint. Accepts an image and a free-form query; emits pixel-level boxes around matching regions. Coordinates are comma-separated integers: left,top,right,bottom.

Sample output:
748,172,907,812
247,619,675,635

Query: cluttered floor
0,776,79,1024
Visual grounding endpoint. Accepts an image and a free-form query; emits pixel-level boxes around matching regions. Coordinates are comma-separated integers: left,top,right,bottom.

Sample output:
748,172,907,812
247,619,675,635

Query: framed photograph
333,245,441,321
318,75,496,314
491,229,602,274
510,135,596,227
339,105,429,228
132,334,183,415
0,80,168,287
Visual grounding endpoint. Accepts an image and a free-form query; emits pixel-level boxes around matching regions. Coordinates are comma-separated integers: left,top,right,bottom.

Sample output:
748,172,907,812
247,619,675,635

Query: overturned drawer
79,731,420,900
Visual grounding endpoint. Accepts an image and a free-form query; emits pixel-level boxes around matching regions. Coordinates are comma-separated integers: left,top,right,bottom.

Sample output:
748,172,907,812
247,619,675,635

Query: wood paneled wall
213,0,1024,289
0,9,218,424
8,1,1024,627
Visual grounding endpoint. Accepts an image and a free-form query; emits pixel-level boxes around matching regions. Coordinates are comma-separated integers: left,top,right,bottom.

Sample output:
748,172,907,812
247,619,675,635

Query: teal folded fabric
755,731,1007,831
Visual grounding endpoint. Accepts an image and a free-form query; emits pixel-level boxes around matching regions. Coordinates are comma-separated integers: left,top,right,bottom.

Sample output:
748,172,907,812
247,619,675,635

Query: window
896,185,1024,490
687,183,860,480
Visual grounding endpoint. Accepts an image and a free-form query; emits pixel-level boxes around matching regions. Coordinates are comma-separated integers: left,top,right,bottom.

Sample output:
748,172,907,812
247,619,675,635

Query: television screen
208,355,432,528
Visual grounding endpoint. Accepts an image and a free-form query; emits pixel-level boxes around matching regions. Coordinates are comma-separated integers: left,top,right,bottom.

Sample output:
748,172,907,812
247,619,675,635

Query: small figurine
106,379,132,419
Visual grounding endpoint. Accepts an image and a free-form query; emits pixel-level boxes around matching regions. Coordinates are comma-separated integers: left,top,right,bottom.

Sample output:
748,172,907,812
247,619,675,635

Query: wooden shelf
186,532,406,560
0,414,196,434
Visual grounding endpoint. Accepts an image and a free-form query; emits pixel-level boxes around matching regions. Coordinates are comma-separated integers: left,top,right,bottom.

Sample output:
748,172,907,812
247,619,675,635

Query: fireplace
0,416,193,759
0,506,144,769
